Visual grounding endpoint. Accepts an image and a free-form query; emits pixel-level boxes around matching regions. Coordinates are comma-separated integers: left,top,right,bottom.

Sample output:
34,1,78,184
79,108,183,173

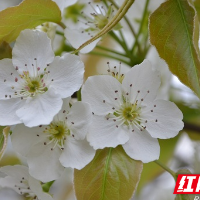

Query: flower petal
64,28,101,53
0,176,23,195
122,59,160,105
0,165,29,184
0,98,22,126
66,102,92,140
87,115,129,149
82,75,123,115
12,125,46,157
0,59,20,99
142,100,184,139
16,89,63,127
12,30,54,76
47,53,84,98
27,142,64,182
53,0,77,12
29,175,54,200
123,130,160,163
59,138,95,170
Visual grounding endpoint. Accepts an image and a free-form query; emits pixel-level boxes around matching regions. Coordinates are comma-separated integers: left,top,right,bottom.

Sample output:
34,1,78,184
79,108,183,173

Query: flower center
122,105,138,121
19,71,48,97
114,102,141,127
94,14,108,29
44,121,70,150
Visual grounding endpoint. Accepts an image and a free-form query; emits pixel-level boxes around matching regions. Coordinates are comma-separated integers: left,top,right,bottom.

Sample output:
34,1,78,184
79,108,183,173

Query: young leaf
175,194,199,200
0,42,12,60
149,0,200,98
74,146,143,200
194,0,200,20
0,126,10,160
0,0,61,43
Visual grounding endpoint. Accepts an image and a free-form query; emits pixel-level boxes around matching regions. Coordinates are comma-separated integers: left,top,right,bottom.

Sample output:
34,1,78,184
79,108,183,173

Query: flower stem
57,22,66,29
77,88,82,101
72,0,135,54
107,0,141,53
89,51,130,66
96,45,127,57
154,160,176,180
131,0,150,54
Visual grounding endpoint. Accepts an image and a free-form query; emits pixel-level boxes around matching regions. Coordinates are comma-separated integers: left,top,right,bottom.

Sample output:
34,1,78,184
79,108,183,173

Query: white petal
59,138,95,169
27,143,64,182
0,98,22,126
28,176,54,200
53,0,77,12
0,177,23,194
0,165,29,180
142,100,184,139
47,53,84,98
0,59,20,99
66,102,92,140
12,30,54,76
122,59,160,105
16,90,63,127
87,115,129,149
64,28,101,53
53,97,71,120
12,125,46,157
123,130,160,163
82,75,123,115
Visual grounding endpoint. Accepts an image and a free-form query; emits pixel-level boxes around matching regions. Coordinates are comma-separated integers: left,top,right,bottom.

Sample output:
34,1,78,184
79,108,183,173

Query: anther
154,105,156,107
130,84,132,87
115,98,118,100
151,110,153,112
115,90,118,93
71,122,74,124
155,119,158,122
63,110,66,113
15,77,18,82
103,100,105,103
44,142,46,145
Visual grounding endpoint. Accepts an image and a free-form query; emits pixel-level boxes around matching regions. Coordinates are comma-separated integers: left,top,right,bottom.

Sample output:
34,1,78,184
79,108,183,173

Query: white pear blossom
0,165,53,200
0,29,84,127
12,98,95,182
82,59,184,163
64,2,119,53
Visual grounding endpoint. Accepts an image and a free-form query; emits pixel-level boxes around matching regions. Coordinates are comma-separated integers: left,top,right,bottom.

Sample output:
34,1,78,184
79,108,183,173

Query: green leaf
0,126,10,160
74,146,143,200
149,0,200,98
0,42,12,60
175,194,199,200
0,0,61,43
194,0,200,20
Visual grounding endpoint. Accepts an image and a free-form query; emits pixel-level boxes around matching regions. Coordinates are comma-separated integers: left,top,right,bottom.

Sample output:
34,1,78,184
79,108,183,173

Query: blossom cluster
0,0,184,199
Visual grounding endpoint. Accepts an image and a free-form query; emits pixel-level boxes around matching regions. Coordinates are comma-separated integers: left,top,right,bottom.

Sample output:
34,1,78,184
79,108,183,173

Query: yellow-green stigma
94,14,108,29
122,105,138,121
44,121,70,149
20,71,48,97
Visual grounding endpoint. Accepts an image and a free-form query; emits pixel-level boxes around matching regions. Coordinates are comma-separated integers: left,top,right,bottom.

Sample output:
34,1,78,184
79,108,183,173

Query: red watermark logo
174,174,200,194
